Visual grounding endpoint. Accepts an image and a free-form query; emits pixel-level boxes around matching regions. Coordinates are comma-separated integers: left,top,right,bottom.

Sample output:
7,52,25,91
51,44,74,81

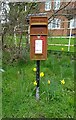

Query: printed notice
35,40,42,54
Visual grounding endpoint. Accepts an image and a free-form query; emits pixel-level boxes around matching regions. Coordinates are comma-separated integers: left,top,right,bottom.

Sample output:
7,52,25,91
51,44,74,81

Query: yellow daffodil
48,80,50,85
33,68,37,72
40,72,44,77
61,79,65,85
33,81,37,86
61,48,64,51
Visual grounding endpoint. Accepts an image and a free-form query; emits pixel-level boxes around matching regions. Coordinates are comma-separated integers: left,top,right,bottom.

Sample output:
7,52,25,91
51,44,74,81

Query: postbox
30,16,48,60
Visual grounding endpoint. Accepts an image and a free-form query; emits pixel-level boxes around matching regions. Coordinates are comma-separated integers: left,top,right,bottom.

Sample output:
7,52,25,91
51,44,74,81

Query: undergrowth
2,51,74,118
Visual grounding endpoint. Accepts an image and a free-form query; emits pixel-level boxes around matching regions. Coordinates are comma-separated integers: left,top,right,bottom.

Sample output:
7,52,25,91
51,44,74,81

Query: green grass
2,51,74,118
48,37,75,52
48,37,75,45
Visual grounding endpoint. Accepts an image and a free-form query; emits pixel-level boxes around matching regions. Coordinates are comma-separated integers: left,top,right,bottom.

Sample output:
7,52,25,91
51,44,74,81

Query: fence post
68,28,72,52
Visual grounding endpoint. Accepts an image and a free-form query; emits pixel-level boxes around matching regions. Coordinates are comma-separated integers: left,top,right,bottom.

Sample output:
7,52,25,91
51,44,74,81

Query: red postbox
30,16,48,60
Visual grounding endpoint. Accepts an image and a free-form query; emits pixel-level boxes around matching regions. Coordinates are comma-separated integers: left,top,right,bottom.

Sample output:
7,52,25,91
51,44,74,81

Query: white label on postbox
35,40,42,54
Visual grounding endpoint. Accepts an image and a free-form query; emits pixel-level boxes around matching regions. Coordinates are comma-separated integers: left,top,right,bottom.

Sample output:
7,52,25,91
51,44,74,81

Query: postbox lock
37,35,40,39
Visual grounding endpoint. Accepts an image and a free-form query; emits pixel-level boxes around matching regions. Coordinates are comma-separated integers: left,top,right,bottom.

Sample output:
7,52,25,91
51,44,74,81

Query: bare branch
48,0,72,23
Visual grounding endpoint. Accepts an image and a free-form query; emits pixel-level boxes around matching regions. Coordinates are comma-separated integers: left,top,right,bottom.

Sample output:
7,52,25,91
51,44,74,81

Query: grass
48,37,75,52
2,50,74,118
48,37,74,45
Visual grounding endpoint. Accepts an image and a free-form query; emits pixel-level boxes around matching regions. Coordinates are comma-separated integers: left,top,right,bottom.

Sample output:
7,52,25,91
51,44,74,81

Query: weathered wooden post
30,16,48,100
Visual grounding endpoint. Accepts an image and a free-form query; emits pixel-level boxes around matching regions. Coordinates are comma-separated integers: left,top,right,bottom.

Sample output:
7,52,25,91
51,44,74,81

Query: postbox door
30,35,47,60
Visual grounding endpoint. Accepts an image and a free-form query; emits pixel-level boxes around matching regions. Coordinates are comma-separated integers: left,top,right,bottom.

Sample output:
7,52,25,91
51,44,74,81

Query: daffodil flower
40,72,44,77
33,68,37,72
33,81,37,86
61,79,65,85
48,80,50,85
61,48,64,51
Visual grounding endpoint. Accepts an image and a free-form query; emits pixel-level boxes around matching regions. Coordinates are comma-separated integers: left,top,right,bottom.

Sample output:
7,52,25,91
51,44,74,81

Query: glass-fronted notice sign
35,40,42,54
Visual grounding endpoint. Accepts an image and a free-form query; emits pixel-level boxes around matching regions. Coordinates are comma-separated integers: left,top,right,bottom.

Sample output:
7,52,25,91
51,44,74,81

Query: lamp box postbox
30,16,48,60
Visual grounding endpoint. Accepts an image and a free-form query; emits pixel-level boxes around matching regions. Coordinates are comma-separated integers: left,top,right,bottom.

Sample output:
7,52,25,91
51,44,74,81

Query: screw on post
36,60,40,100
